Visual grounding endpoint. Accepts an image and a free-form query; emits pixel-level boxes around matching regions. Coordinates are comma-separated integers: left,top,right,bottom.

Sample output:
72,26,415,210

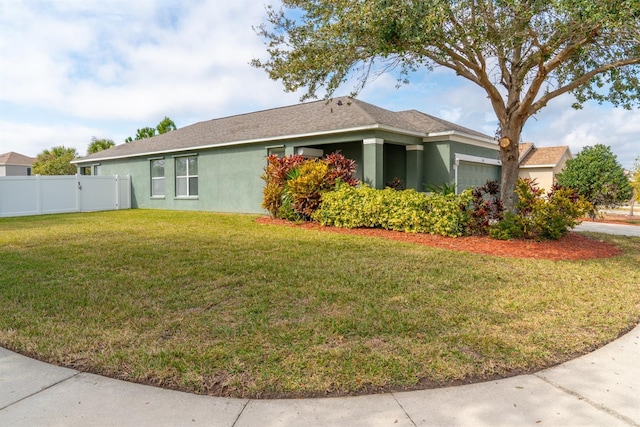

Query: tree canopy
156,116,177,135
87,137,115,155
33,146,78,175
125,117,177,142
253,0,640,211
556,144,632,212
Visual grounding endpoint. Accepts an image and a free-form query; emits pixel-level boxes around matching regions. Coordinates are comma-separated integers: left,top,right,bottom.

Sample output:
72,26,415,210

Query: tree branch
529,57,640,114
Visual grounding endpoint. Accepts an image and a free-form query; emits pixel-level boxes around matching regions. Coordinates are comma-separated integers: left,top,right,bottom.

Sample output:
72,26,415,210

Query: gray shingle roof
0,152,35,166
77,97,493,163
520,145,571,167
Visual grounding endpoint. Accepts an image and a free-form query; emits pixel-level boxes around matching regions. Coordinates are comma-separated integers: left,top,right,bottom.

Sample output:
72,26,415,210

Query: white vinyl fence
0,175,131,218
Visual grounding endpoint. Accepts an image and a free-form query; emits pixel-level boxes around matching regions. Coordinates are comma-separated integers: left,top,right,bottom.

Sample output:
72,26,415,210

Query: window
268,146,285,157
151,159,165,197
175,156,198,197
93,164,101,176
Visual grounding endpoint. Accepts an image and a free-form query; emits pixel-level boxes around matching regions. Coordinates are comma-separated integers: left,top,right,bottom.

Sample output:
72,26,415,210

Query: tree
125,127,156,142
556,144,632,214
87,137,115,155
631,156,640,216
32,146,78,175
156,116,177,135
252,0,640,212
125,117,177,142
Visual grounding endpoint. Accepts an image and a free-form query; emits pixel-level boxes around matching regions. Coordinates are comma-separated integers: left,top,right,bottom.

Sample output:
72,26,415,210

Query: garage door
456,160,501,193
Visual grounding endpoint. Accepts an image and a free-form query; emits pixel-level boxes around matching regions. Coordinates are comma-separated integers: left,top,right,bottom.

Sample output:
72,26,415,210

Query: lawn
0,210,639,398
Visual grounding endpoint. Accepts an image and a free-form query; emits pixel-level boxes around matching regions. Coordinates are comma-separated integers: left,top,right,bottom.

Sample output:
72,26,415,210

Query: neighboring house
518,143,572,192
0,152,35,176
73,97,501,214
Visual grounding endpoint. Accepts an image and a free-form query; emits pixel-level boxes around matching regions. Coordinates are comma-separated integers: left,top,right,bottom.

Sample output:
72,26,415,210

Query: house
518,143,572,192
73,97,501,214
0,152,35,176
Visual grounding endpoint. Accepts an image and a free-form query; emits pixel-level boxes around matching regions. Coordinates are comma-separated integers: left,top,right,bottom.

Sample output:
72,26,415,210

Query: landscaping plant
261,154,306,217
490,178,591,240
313,183,473,237
466,180,504,235
265,159,592,241
261,152,359,220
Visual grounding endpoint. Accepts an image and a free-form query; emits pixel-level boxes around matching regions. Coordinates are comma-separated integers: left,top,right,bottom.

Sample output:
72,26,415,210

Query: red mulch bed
256,217,621,261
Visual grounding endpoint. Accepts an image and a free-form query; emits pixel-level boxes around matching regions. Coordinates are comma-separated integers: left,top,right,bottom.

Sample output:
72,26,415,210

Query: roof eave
520,164,559,168
423,131,498,150
73,124,427,164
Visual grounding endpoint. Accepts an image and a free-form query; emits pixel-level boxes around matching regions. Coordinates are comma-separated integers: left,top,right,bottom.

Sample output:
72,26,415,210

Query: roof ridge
199,96,364,124
396,109,494,139
400,109,458,128
347,97,395,122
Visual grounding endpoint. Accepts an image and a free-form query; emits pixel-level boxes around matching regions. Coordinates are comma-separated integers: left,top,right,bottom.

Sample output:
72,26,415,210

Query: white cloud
0,120,101,157
522,98,640,169
0,0,638,170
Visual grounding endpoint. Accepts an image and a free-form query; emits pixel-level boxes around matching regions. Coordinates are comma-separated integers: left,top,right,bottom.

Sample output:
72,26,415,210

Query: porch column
285,146,295,156
363,138,384,188
406,145,424,191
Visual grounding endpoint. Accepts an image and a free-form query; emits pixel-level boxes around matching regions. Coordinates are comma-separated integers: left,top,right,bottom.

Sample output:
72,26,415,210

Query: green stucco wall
95,144,268,213
423,141,500,190
81,135,500,214
423,143,451,188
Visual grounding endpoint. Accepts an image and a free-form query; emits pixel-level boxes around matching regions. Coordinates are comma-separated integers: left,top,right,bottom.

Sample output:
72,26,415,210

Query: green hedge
312,183,473,237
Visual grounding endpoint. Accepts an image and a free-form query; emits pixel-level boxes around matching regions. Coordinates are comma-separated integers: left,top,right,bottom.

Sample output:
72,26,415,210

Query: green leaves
32,146,78,175
261,152,359,219
255,0,640,110
124,117,177,143
490,178,591,240
313,184,474,237
87,137,115,155
254,0,640,212
556,144,633,211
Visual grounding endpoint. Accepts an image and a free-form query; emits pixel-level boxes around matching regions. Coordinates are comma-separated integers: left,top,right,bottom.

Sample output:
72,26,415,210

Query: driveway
573,221,640,237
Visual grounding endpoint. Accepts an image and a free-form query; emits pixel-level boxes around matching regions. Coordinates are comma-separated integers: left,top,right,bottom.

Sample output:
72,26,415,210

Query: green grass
1,210,639,398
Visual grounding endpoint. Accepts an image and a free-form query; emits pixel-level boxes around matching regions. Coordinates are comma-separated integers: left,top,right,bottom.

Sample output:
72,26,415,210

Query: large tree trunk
498,125,523,214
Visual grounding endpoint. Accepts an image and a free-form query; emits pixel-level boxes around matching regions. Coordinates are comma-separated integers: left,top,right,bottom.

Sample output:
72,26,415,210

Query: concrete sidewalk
1,323,639,426
574,221,640,237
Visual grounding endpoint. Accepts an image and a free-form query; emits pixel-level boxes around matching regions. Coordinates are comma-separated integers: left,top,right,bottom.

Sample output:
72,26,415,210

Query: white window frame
175,155,198,198
150,158,165,198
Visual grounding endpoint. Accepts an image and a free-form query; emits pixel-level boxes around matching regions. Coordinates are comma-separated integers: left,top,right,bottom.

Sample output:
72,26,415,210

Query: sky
1,0,638,170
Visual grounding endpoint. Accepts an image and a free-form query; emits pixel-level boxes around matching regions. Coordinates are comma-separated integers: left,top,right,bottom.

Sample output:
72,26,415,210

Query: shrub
261,154,305,217
532,184,592,240
425,182,456,195
286,160,330,219
261,152,359,219
313,183,473,237
386,177,404,190
324,151,359,187
489,212,525,240
467,180,504,235
424,190,474,237
489,178,591,240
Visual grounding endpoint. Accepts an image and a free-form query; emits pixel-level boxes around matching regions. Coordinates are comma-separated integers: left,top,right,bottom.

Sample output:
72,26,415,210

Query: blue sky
1,0,638,169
